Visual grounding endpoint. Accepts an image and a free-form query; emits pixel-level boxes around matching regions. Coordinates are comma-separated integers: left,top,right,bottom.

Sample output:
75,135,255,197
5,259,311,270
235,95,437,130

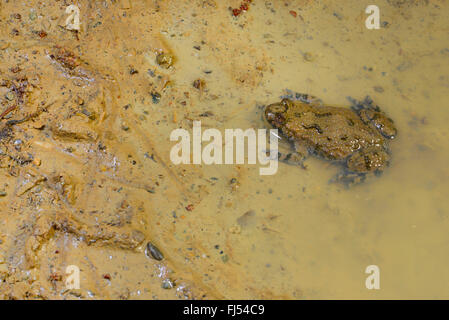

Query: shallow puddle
0,0,448,299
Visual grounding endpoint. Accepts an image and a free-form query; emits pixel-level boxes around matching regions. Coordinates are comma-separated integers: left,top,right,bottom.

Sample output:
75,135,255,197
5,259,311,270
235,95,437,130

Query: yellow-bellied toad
264,94,397,185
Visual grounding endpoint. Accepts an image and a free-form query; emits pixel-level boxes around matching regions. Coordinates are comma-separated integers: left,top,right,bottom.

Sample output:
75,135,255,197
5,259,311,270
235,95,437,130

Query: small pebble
146,242,164,261
228,224,241,234
129,65,138,75
161,279,174,289
193,79,206,90
37,30,47,38
32,158,41,166
29,11,37,21
151,92,161,104
5,92,15,101
147,69,155,77
156,53,174,69
121,121,130,131
302,52,315,62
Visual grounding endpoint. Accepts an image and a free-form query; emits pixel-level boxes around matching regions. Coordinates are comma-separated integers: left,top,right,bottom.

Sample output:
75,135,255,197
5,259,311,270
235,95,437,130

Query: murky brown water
0,0,448,299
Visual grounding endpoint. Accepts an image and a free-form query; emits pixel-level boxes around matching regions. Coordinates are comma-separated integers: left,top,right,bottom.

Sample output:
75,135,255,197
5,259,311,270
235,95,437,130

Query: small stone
161,279,174,289
151,92,161,104
156,53,174,69
32,158,41,166
10,66,21,73
0,191,7,197
37,30,47,38
5,92,15,101
121,121,130,131
147,69,156,77
129,65,138,75
228,224,241,234
193,79,206,90
302,52,315,62
29,11,37,21
145,242,164,261
75,96,84,105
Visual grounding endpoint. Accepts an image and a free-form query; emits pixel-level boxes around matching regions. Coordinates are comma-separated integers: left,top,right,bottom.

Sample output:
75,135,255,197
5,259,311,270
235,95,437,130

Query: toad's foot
263,132,308,168
329,171,367,187
282,90,323,106
346,147,390,174
277,150,307,168
278,140,308,168
262,148,307,168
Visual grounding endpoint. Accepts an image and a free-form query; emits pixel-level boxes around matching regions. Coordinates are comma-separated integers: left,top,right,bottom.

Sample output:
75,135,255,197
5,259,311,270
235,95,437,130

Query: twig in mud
0,105,17,119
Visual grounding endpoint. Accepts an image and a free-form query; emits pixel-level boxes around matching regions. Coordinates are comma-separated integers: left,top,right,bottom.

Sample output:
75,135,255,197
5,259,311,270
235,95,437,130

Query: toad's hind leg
330,147,390,187
346,147,390,174
266,135,308,168
330,171,367,187
277,151,307,168
278,141,308,168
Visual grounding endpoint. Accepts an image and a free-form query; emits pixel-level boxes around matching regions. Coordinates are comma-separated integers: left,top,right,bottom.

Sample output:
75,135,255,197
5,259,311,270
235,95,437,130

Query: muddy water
0,0,448,299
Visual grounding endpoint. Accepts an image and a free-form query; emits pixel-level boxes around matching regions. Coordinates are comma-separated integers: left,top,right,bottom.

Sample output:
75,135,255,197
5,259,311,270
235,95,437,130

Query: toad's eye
265,104,286,124
266,102,287,115
362,110,397,139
